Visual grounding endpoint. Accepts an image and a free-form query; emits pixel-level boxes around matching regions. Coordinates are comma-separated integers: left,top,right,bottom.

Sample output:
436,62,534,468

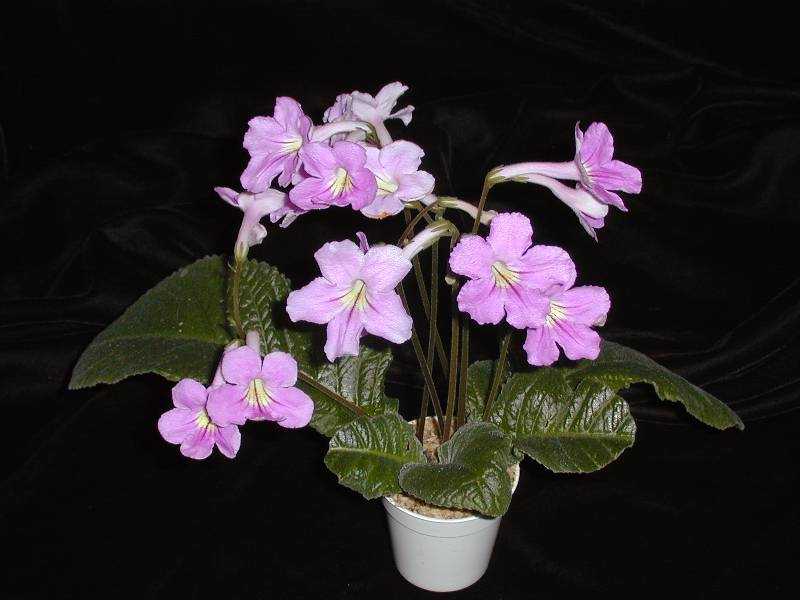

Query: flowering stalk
482,328,512,421
416,237,439,443
231,255,246,340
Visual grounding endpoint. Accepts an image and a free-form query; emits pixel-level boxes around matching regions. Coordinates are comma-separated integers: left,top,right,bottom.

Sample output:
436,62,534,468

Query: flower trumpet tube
420,194,498,226
490,121,642,212
215,187,288,260
401,220,458,261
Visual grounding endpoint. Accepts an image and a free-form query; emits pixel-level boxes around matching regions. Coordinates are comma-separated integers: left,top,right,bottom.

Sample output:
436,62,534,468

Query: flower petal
171,379,208,409
260,352,298,388
324,309,364,362
298,142,338,178
265,387,314,428
556,285,610,326
359,245,412,292
552,321,602,361
346,168,378,210
206,383,248,427
487,212,533,262
158,408,198,444
331,140,367,173
592,159,642,194
273,96,305,127
286,277,347,325
360,193,405,219
516,245,577,292
380,140,424,175
503,286,550,329
396,171,435,202
214,425,241,459
214,186,240,207
179,429,215,460
579,122,615,168
288,175,330,210
221,346,262,386
457,278,505,325
449,235,494,279
362,291,413,344
313,240,364,286
523,326,560,366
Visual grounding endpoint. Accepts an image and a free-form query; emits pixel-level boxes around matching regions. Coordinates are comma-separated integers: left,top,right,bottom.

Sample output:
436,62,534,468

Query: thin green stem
455,320,470,430
402,208,450,376
231,258,246,340
470,175,494,235
443,285,460,441
397,283,446,434
416,240,439,442
397,200,444,246
482,328,513,421
298,371,367,417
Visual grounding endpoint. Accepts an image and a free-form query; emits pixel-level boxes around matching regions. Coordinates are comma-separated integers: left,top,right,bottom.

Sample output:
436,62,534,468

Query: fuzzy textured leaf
565,341,743,430
305,347,400,437
399,422,514,517
232,259,313,369
465,360,512,423
324,414,425,499
489,369,636,473
69,256,230,388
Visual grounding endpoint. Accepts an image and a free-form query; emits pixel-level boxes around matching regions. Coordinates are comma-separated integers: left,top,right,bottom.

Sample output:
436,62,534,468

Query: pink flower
207,346,313,428
574,122,642,210
286,234,413,362
449,212,575,329
502,175,609,240
361,141,435,218
523,284,610,366
324,82,414,146
240,97,312,192
492,121,642,212
289,141,377,211
158,379,241,460
214,187,295,253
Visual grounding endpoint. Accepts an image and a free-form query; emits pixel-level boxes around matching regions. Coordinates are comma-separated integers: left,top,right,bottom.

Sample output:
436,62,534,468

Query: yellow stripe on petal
491,261,521,288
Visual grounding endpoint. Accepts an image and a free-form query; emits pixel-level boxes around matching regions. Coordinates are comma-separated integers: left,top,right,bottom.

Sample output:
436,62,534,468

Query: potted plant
69,82,743,593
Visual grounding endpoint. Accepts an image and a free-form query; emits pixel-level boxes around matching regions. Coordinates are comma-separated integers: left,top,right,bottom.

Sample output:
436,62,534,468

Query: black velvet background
2,1,799,598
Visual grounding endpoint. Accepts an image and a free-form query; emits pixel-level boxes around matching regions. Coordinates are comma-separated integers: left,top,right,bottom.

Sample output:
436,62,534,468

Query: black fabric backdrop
2,1,799,598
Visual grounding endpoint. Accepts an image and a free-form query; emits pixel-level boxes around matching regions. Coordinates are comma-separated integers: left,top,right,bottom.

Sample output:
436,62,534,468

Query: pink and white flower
158,379,241,460
523,284,610,366
214,187,296,254
240,97,312,192
206,346,313,428
286,234,413,362
324,82,414,146
491,121,642,225
449,212,575,329
289,141,377,211
361,141,435,218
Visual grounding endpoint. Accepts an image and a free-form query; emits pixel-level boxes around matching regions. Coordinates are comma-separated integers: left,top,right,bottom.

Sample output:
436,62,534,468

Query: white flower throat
491,261,521,288
545,302,567,327
340,279,368,311
247,378,272,407
330,167,354,196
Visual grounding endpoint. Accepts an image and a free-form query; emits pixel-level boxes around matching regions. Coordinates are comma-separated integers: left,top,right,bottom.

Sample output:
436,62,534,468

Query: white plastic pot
382,466,520,592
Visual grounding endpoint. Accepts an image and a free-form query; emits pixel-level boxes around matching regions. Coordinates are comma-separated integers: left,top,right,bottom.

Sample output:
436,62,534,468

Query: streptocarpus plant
70,82,743,518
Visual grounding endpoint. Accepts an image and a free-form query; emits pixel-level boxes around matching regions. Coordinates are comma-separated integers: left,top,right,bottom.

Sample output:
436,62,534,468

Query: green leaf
399,422,514,517
305,347,400,437
465,360,512,423
232,259,313,369
565,341,743,431
324,414,425,500
69,256,230,389
489,369,636,473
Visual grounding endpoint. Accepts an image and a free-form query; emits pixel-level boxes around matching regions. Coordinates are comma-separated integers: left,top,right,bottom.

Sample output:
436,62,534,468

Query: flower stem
470,175,495,234
231,258,246,340
298,371,367,417
416,239,439,442
443,284,460,442
455,320,470,429
482,328,513,421
398,282,446,434
402,208,449,376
